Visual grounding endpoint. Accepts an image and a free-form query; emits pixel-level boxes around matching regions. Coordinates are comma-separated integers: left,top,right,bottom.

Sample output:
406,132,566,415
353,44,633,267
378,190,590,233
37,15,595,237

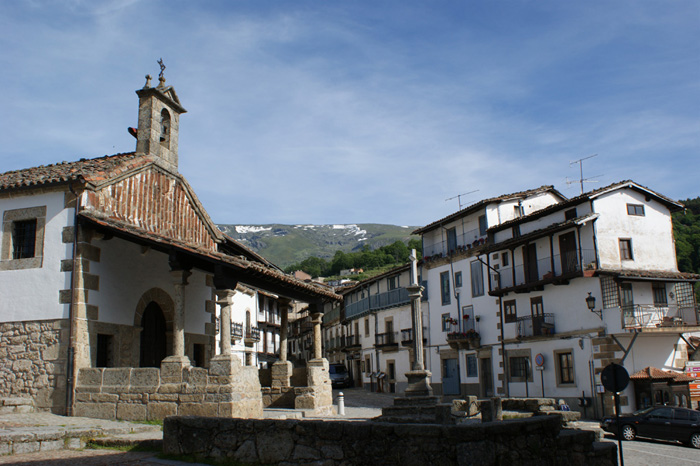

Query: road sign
535,353,545,367
601,363,629,393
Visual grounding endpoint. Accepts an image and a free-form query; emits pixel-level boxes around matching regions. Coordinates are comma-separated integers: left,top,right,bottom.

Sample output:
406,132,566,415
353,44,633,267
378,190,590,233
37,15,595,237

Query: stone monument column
296,304,334,415
271,298,293,388
404,249,433,397
216,289,236,356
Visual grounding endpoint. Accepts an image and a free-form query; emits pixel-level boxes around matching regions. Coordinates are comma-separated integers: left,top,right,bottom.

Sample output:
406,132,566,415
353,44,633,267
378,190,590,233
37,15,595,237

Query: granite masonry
164,415,617,466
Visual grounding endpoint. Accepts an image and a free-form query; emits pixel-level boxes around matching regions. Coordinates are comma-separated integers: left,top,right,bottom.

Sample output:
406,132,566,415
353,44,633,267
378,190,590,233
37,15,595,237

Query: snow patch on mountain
235,226,272,234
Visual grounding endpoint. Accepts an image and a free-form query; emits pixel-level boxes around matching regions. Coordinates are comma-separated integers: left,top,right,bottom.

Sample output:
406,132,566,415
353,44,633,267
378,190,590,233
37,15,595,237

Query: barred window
652,283,668,307
12,219,37,259
674,282,696,308
601,276,620,309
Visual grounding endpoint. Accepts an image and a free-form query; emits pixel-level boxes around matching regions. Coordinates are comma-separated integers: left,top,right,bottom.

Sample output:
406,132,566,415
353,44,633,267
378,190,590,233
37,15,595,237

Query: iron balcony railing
245,327,261,342
340,334,361,348
621,304,699,329
345,288,410,320
423,226,486,258
492,249,597,291
516,313,555,338
375,331,398,346
231,322,243,339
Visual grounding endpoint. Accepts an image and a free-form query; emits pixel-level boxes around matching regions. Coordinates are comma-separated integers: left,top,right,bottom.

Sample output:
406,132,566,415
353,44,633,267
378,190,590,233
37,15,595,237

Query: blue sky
1,1,698,226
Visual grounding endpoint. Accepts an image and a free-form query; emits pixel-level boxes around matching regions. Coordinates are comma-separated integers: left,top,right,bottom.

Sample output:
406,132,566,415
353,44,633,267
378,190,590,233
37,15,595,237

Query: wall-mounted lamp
586,292,602,320
475,315,481,322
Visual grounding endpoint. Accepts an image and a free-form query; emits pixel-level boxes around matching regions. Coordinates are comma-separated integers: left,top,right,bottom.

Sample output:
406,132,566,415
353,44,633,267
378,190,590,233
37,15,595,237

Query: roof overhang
78,211,341,303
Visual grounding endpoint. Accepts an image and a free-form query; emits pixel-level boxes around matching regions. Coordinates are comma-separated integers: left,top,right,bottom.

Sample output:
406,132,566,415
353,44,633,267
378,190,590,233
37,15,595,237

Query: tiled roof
489,180,684,234
339,262,412,295
0,153,148,191
630,366,694,382
413,185,564,235
79,210,341,302
597,269,700,282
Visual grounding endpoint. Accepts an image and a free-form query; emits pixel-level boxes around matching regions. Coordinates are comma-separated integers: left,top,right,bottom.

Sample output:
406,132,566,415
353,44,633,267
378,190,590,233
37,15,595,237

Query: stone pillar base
209,354,263,418
271,360,293,388
295,358,333,415
404,369,434,398
160,356,191,383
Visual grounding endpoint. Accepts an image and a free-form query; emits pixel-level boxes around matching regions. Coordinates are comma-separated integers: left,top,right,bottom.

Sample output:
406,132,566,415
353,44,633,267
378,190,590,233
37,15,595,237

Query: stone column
271,298,292,388
161,269,191,381
171,269,191,359
311,312,323,360
216,289,236,356
404,283,434,398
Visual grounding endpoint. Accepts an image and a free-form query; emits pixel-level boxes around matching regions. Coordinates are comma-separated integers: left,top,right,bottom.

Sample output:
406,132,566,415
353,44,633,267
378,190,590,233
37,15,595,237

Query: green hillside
217,223,419,268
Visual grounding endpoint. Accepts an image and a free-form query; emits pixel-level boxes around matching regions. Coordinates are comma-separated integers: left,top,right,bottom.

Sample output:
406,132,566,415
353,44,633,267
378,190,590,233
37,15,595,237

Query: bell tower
135,60,187,172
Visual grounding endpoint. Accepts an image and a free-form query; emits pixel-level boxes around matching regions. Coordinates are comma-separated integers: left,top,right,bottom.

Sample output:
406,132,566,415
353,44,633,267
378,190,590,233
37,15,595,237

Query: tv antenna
568,154,602,194
446,190,479,210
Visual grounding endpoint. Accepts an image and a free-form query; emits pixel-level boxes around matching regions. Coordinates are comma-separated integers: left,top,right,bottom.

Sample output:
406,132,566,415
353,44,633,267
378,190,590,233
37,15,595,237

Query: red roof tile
0,153,146,191
630,366,693,382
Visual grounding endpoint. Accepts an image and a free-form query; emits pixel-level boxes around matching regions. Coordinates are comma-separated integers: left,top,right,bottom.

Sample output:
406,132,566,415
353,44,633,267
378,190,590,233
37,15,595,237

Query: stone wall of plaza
164,415,617,466
74,356,263,421
0,319,69,413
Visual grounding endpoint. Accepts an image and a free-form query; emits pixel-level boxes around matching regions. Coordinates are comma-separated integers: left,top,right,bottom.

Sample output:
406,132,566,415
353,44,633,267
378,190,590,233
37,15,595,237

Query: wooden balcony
244,327,261,346
400,328,427,347
446,330,481,350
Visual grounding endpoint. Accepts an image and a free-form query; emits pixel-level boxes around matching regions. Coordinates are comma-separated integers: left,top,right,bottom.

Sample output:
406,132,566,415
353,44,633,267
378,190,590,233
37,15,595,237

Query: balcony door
446,227,457,254
620,283,635,325
530,297,544,336
523,243,538,283
559,232,578,274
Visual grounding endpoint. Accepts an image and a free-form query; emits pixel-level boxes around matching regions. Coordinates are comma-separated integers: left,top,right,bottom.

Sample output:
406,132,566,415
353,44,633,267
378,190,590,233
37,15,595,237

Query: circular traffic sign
535,353,545,367
601,363,630,393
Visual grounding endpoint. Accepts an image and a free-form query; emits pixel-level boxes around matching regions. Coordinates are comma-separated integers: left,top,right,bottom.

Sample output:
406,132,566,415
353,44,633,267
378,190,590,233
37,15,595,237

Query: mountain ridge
217,223,419,268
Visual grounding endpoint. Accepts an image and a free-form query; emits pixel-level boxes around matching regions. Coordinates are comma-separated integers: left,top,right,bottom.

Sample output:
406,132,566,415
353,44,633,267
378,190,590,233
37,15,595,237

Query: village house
327,263,429,394
416,181,700,414
415,186,566,397
0,71,340,419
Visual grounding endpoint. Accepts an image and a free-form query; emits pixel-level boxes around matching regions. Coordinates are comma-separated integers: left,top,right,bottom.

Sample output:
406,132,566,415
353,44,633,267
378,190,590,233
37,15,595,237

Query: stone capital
170,269,191,285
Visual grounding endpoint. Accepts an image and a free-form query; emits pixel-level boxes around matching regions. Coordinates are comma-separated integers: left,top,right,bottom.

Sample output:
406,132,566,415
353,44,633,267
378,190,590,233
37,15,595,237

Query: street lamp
586,292,602,320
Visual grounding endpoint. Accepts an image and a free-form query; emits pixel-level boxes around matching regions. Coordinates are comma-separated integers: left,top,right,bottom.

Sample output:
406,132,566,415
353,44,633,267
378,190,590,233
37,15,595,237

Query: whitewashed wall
0,191,72,322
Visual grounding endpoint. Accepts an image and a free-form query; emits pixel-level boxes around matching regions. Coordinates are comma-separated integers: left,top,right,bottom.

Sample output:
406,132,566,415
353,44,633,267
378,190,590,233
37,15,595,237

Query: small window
652,283,668,306
12,219,37,259
501,252,509,267
514,205,523,218
619,239,633,260
388,276,398,290
626,204,645,216
160,108,171,148
455,271,463,288
466,354,478,378
509,356,531,381
565,208,577,220
440,272,451,305
504,300,517,323
555,350,575,385
96,334,114,368
364,317,369,336
365,356,371,374
192,343,205,367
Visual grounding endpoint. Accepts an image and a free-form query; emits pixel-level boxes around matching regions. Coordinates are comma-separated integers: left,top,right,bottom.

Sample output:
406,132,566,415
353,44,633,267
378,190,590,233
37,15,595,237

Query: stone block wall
74,360,263,421
164,415,617,466
0,319,69,413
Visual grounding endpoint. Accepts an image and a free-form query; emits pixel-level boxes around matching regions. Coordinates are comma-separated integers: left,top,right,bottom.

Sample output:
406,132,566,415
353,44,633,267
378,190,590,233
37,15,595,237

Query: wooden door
140,302,167,367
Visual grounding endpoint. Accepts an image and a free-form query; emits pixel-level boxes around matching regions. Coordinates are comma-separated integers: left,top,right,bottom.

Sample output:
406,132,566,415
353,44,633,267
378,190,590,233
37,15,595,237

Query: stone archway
134,288,175,366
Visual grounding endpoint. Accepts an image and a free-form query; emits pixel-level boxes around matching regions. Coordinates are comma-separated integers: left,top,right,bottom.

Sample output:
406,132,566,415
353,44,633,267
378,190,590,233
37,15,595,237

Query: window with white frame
554,349,575,386
626,204,645,216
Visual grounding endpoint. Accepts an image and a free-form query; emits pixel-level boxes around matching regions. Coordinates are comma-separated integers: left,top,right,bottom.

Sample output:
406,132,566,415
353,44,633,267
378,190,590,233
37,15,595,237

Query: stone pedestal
160,356,191,383
209,354,263,419
404,369,434,398
295,358,333,415
271,360,293,389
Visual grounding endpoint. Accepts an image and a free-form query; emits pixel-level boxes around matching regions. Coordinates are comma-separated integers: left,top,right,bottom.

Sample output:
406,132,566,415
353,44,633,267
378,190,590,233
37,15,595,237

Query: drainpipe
66,183,82,416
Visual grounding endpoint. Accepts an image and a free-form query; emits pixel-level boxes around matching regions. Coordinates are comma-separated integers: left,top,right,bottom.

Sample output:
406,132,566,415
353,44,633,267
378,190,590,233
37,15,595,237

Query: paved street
604,435,700,466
